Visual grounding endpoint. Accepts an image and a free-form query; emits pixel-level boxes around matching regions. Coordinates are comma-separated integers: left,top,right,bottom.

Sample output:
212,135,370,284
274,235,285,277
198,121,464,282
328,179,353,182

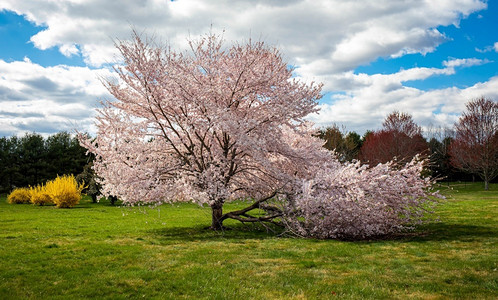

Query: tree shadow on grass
334,222,498,244
148,222,284,243
147,221,497,244
406,222,498,242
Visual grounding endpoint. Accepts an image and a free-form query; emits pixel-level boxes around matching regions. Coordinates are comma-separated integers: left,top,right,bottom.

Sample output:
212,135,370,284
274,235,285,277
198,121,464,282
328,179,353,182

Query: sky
0,0,497,137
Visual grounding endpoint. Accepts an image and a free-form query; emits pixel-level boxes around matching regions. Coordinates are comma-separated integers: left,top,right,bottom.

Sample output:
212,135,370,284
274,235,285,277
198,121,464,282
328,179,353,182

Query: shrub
7,187,32,204
29,185,53,206
45,175,84,208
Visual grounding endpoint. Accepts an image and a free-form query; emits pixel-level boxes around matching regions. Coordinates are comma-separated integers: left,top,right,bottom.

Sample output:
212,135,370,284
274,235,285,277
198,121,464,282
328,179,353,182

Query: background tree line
0,99,495,193
0,132,88,193
317,97,497,187
318,121,472,183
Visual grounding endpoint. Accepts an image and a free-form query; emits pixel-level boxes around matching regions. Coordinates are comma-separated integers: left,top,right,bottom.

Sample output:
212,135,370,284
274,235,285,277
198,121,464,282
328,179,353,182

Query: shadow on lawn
408,222,497,242
148,223,283,242
148,221,497,244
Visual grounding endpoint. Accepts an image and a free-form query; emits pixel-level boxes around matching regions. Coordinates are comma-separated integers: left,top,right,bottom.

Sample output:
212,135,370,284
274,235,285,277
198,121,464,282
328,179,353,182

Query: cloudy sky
0,0,497,137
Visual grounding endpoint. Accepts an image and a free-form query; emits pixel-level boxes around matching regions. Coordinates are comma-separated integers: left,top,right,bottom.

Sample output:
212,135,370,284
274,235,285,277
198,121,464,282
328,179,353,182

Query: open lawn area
0,182,496,299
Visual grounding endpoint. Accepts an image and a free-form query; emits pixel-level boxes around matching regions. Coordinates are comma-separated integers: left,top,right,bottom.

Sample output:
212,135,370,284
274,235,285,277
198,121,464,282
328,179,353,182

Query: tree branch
220,191,281,224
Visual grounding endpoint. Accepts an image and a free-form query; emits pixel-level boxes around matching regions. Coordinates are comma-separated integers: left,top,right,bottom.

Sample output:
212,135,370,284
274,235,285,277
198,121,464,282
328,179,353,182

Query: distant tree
0,137,9,191
0,132,89,192
382,111,422,137
318,125,344,153
0,137,17,192
46,132,88,179
425,125,462,182
362,130,373,141
343,131,362,161
46,132,72,176
18,133,48,187
360,111,428,165
449,97,498,190
317,125,361,162
360,130,395,165
428,137,452,179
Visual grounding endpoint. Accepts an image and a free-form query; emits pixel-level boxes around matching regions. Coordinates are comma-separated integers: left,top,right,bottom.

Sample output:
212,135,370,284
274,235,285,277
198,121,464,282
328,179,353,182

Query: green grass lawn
0,182,496,299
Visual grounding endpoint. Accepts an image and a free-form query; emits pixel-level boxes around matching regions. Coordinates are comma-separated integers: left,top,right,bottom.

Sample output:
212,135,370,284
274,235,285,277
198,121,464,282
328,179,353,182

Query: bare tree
449,97,498,190
382,111,422,137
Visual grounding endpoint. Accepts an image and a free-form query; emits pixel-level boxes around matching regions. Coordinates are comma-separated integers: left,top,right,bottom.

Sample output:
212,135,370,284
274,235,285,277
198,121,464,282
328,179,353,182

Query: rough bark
210,204,224,230
207,192,282,230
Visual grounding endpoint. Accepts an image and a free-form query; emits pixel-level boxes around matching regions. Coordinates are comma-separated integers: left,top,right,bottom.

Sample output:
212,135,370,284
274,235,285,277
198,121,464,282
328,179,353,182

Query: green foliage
45,132,88,180
316,125,362,162
0,132,89,193
0,183,496,299
18,133,47,188
0,136,22,192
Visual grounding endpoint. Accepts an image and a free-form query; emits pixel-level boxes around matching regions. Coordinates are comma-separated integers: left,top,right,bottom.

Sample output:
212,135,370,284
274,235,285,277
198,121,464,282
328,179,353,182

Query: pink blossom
79,32,441,237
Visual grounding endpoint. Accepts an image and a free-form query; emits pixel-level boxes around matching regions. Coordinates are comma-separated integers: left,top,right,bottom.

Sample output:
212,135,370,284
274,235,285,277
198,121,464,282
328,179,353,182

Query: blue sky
0,12,85,67
0,0,497,136
355,2,498,90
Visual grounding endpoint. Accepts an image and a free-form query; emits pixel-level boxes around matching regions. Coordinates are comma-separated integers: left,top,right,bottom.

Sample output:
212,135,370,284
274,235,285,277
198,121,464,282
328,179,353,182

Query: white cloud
0,0,492,136
59,44,80,57
307,57,498,134
0,0,486,71
442,58,489,68
475,41,498,53
309,73,498,134
0,59,113,136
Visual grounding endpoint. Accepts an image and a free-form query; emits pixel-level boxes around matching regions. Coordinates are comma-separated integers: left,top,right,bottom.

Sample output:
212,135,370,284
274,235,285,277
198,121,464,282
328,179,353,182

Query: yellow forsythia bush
44,175,84,208
29,184,53,206
7,187,32,204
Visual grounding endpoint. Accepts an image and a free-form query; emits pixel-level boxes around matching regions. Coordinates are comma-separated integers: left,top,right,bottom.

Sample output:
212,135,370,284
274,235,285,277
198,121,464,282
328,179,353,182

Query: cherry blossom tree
449,97,498,190
284,155,439,239
80,32,322,229
80,32,441,237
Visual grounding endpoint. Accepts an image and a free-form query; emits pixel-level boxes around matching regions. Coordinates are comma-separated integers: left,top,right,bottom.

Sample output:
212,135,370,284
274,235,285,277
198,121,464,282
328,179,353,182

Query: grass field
0,182,496,299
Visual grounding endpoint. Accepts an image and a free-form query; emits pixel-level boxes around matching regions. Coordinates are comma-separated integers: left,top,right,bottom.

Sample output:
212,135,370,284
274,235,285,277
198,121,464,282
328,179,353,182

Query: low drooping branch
220,191,283,225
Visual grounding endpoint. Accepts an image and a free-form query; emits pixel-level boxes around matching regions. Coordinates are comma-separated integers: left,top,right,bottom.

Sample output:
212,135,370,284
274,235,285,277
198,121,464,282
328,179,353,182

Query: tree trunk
485,180,489,191
210,204,224,230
